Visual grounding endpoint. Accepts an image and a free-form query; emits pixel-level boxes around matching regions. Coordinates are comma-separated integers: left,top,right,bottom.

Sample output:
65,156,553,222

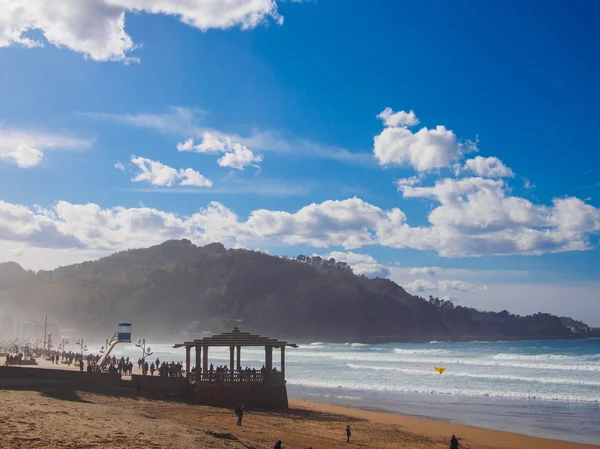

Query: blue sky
1,1,599,323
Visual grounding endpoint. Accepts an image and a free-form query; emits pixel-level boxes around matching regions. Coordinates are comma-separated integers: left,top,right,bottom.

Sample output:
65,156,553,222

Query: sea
104,338,600,445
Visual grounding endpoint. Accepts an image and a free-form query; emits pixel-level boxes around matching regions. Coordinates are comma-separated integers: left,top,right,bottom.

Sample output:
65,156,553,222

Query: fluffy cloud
0,127,92,168
1,191,599,264
178,133,262,170
393,177,600,256
396,176,422,187
324,251,390,278
129,156,212,187
217,144,262,170
463,156,514,178
373,108,474,171
0,197,405,255
409,267,436,277
0,0,287,62
377,107,420,127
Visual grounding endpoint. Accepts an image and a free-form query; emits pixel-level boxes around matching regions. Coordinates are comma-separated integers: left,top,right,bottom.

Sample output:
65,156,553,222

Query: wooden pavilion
172,328,298,409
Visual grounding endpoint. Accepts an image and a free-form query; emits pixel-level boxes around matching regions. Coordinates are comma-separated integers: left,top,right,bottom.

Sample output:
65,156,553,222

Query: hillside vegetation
0,240,578,342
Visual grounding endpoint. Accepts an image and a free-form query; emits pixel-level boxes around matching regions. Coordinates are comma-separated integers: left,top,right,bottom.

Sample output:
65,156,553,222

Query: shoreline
289,399,599,449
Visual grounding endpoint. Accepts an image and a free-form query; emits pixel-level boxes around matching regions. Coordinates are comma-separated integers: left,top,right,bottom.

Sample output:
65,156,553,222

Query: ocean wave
346,364,600,387
307,393,363,400
287,379,600,403
287,351,600,372
491,353,600,362
394,348,451,355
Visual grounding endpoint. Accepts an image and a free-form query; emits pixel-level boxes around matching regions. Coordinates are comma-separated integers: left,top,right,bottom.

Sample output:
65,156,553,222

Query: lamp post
135,338,153,374
58,338,69,363
58,337,69,351
45,332,53,353
75,338,87,361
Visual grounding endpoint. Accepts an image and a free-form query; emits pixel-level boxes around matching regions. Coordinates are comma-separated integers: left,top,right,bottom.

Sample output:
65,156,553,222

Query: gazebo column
230,346,235,381
265,346,273,373
185,346,191,378
195,345,201,380
202,345,208,378
281,346,285,379
236,345,241,371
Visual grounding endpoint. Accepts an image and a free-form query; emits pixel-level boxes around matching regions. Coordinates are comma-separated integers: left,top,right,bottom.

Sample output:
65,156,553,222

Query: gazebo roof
173,328,298,348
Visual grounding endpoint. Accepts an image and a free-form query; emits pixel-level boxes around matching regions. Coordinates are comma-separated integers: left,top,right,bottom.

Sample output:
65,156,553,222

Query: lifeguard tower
97,323,132,368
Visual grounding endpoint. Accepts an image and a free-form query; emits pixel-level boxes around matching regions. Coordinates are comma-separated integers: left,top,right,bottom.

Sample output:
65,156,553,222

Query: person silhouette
346,425,351,443
450,434,459,449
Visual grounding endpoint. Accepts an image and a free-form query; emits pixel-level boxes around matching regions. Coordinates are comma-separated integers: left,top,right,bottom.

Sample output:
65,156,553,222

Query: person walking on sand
450,435,460,449
274,441,282,449
235,402,245,426
346,425,351,443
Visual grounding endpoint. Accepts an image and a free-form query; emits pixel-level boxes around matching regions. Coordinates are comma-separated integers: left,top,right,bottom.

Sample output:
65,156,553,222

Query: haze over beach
1,0,600,448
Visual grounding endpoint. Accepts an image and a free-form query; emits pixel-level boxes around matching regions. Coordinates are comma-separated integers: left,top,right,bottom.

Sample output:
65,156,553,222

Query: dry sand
1,362,598,448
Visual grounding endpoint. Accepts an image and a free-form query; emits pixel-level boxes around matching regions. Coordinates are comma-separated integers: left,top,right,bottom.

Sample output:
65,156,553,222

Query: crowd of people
135,358,184,377
189,363,280,382
4,354,24,365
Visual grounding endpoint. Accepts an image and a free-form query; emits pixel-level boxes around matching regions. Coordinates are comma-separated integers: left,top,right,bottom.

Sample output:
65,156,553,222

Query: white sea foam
346,364,600,387
393,348,451,355
307,393,363,400
491,353,600,362
287,378,600,403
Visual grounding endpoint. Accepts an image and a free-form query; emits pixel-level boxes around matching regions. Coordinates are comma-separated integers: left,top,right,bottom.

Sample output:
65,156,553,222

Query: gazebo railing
190,371,284,383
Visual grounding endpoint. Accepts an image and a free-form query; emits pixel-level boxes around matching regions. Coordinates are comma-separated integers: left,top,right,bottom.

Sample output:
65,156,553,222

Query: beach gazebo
173,327,298,384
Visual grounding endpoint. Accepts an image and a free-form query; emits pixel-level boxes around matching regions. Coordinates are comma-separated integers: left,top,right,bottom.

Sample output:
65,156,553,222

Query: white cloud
409,267,436,277
0,197,406,257
177,133,227,153
524,179,536,189
0,127,92,168
217,143,262,170
0,0,287,62
463,156,514,178
406,279,482,294
129,156,212,187
114,162,125,171
0,144,44,168
87,107,204,135
391,177,600,256
1,190,598,267
377,107,420,127
324,251,390,278
373,108,470,172
178,168,213,187
396,176,422,187
179,133,262,170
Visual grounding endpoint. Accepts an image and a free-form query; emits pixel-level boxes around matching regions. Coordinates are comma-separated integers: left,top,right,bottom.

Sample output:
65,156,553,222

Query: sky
1,0,599,324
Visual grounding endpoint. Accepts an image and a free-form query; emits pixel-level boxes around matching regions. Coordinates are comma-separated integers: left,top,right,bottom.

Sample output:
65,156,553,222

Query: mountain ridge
0,240,587,342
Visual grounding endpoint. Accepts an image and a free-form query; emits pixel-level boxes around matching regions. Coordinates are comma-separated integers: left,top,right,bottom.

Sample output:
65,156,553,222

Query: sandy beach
0,362,598,449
